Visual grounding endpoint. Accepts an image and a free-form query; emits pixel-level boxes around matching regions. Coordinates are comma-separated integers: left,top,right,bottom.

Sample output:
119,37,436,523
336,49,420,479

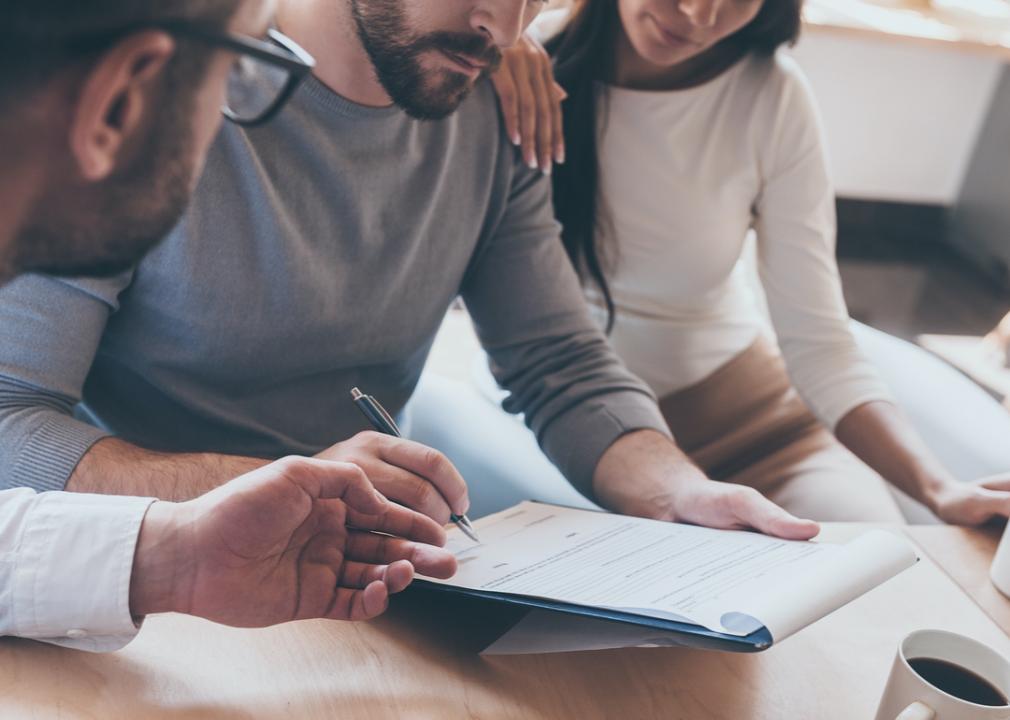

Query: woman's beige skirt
658,336,905,523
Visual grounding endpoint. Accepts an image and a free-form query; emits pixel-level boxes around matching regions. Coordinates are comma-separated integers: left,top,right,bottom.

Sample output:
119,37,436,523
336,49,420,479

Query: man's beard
350,0,502,120
10,95,195,279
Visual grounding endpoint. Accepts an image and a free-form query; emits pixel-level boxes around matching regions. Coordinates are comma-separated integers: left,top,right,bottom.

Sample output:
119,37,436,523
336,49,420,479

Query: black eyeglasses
40,21,315,127
153,23,315,127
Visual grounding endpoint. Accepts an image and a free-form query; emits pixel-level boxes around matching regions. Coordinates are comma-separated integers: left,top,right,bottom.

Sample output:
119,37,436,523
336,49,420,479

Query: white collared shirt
0,488,154,652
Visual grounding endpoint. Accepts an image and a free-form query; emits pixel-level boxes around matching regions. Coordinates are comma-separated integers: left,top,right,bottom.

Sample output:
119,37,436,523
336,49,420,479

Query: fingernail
542,160,552,176
527,155,539,170
557,147,566,164
511,132,521,146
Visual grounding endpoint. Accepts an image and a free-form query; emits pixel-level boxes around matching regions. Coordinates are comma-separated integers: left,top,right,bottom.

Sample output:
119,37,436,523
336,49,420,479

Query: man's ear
69,31,177,181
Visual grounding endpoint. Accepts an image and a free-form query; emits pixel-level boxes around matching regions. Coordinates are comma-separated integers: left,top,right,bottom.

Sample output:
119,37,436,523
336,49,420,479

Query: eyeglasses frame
40,20,315,127
150,22,315,126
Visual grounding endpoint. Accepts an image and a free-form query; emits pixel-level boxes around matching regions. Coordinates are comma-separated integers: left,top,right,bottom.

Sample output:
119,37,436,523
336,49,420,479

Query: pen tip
350,387,363,400
457,516,481,543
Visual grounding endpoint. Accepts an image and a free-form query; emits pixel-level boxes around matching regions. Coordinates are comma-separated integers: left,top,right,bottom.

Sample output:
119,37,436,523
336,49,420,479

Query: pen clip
375,403,401,435
351,387,401,436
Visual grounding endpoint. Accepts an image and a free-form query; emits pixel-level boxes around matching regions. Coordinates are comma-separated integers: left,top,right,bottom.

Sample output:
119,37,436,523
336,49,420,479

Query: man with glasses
0,0,819,543
0,0,454,651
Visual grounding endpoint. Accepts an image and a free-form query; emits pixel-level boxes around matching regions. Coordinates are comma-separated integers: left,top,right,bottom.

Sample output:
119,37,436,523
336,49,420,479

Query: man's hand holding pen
315,431,472,529
348,388,480,542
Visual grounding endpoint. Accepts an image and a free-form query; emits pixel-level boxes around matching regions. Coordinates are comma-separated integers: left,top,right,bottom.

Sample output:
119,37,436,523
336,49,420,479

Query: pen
350,387,481,543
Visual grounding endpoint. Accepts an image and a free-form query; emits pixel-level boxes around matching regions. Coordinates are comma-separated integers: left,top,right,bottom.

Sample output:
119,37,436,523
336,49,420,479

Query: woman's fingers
509,50,540,170
491,61,521,147
526,33,563,169
552,82,566,165
526,48,556,175
489,36,564,173
543,73,566,167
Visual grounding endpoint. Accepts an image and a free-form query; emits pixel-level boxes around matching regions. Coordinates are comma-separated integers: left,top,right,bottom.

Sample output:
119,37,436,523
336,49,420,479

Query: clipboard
409,578,775,653
409,501,918,655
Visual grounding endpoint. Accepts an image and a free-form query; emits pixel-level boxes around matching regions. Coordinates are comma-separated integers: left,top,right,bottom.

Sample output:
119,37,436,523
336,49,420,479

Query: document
422,502,917,654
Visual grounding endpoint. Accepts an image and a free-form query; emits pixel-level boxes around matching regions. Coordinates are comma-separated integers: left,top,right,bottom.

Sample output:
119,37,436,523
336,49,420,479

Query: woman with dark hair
486,0,1010,524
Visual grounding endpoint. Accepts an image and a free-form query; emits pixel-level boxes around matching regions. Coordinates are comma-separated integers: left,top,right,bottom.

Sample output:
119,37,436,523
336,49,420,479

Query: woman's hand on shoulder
491,33,566,175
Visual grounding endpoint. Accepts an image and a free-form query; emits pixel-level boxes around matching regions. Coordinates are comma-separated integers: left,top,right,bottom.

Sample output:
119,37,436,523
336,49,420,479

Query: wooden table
2,524,1009,719
905,524,1010,635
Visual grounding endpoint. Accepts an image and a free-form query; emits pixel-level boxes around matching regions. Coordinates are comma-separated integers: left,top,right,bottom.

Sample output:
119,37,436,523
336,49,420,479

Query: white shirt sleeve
754,57,894,428
0,488,155,652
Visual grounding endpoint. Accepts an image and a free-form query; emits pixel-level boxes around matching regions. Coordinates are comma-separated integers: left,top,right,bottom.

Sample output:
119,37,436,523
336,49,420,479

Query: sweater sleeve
461,145,670,499
0,272,132,491
753,56,894,429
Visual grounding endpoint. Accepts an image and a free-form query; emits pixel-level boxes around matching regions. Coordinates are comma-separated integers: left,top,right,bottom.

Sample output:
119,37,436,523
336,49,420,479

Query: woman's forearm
834,400,952,511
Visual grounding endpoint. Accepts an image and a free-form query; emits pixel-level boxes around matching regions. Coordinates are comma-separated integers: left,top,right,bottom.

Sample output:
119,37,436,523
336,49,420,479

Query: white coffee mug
991,524,1010,599
875,630,1010,720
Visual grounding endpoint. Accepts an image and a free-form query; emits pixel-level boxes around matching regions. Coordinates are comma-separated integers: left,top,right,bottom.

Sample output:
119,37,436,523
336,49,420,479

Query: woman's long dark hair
545,0,804,332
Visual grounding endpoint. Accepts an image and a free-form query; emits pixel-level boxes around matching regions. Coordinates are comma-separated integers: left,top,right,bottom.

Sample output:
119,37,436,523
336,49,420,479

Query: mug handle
896,702,935,720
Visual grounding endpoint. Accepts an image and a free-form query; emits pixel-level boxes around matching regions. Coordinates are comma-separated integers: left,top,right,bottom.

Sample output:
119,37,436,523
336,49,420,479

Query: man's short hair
0,1,240,105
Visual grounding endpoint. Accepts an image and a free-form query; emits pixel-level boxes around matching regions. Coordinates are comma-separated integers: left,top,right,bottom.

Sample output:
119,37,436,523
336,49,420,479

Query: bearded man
0,0,819,543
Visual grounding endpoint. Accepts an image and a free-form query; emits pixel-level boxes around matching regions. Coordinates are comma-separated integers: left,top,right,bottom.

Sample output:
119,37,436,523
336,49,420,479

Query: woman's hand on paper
490,32,566,174
926,473,1010,525
128,456,457,626
593,430,820,540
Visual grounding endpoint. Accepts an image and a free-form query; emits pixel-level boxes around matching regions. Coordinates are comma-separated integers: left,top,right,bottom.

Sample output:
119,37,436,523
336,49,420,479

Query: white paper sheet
424,502,917,650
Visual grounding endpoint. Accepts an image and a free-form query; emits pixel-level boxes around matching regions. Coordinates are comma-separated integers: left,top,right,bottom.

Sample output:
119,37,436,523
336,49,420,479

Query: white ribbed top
586,50,892,427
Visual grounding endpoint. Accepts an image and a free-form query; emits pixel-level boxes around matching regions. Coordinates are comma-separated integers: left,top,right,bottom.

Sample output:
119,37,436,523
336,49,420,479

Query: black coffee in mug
908,657,1009,707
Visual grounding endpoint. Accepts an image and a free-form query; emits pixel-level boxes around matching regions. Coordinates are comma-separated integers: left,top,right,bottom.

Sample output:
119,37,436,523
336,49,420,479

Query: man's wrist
128,501,194,618
592,429,710,519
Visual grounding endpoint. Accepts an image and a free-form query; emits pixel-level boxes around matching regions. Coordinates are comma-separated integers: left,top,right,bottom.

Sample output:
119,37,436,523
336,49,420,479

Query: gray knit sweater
0,76,668,497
